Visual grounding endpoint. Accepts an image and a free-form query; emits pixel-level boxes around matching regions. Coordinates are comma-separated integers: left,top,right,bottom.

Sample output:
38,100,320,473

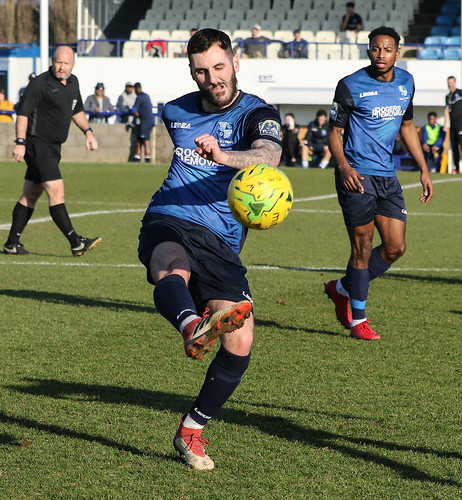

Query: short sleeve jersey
18,68,84,145
145,90,282,254
329,66,414,177
133,91,154,126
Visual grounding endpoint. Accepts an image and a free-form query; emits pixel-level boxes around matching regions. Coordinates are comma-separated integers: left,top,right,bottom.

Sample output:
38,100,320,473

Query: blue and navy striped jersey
330,66,414,176
145,90,281,253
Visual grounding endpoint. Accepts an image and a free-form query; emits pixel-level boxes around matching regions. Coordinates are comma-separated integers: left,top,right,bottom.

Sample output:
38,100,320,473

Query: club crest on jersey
259,119,281,139
330,101,339,121
218,121,233,139
399,85,408,97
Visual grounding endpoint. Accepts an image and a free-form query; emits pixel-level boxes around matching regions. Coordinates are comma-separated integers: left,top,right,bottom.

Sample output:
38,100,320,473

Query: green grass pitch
0,161,461,499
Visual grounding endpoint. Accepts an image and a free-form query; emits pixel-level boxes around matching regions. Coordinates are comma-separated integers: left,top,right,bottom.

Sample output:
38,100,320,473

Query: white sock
179,314,200,334
302,160,309,168
319,160,328,169
351,318,367,327
336,280,349,297
183,413,205,430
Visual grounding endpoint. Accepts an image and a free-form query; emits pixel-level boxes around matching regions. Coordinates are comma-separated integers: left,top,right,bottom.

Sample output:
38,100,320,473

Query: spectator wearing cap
242,24,271,58
15,72,36,111
281,29,308,58
84,82,114,123
117,81,136,124
0,88,14,122
131,82,154,163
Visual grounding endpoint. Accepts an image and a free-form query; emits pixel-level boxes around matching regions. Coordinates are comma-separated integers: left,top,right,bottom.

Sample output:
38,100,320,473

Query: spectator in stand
444,75,462,173
0,89,14,122
340,2,363,33
281,29,308,58
15,72,36,110
175,28,199,57
117,82,136,124
281,113,300,166
421,112,445,173
301,109,331,168
132,82,154,163
84,82,115,123
242,25,271,59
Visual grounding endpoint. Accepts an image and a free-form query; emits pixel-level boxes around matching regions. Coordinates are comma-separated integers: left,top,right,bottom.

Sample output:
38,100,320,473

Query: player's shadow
383,272,462,286
6,377,461,486
255,317,341,337
0,289,154,314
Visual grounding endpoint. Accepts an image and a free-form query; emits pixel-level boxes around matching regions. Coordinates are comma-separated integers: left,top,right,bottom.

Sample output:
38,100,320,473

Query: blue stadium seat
441,4,460,15
419,47,443,59
424,36,444,46
430,25,451,37
445,36,461,46
436,14,456,26
443,48,461,59
451,26,461,36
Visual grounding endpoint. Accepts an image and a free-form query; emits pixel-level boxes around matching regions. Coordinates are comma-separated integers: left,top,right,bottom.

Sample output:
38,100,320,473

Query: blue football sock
153,274,197,331
368,246,391,281
189,346,251,426
346,263,369,321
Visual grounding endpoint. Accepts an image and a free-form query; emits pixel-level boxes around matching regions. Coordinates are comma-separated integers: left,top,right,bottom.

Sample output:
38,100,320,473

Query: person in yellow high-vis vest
421,111,445,172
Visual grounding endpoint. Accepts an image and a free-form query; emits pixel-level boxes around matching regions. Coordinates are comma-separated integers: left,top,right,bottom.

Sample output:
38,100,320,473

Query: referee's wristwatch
15,138,26,146
83,127,93,135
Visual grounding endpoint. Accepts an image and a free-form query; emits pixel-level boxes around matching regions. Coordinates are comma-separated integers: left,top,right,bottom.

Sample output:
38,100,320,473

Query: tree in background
0,0,77,45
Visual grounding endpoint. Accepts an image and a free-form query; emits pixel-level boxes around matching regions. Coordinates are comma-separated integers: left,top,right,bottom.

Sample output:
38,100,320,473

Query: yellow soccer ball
227,164,294,230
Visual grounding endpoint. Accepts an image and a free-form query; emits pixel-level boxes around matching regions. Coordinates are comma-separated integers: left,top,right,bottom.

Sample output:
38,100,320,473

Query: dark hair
187,28,234,59
346,2,354,7
448,75,456,81
285,112,295,119
316,109,327,118
428,112,437,119
368,26,401,47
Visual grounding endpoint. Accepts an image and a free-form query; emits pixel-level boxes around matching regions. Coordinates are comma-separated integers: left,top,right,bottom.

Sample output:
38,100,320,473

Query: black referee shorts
24,137,62,184
335,171,407,227
138,213,252,310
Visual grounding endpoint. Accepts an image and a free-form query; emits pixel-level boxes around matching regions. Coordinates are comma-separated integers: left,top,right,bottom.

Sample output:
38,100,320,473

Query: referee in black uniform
4,45,102,256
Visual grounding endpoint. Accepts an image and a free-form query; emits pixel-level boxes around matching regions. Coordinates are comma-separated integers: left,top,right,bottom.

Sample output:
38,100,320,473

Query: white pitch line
1,176,461,230
0,260,461,273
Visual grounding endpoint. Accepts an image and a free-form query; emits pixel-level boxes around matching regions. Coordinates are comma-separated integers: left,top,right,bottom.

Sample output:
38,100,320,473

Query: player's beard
199,73,239,110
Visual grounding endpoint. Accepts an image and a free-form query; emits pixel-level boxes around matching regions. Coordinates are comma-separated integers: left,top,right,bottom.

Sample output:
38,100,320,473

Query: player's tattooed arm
224,139,282,169
194,135,282,168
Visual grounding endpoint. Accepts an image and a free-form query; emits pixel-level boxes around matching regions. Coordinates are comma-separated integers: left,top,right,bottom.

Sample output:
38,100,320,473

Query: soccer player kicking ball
137,29,282,469
325,26,433,340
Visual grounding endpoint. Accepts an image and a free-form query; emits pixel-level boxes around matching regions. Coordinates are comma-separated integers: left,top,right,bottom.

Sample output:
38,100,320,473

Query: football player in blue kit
325,26,433,340
138,28,282,469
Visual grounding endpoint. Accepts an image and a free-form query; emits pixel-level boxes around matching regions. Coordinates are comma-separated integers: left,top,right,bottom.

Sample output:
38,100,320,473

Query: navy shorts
138,213,251,310
335,171,407,227
138,123,153,141
24,137,62,184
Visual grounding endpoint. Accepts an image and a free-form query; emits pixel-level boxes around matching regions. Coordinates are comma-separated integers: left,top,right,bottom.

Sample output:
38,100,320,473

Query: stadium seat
443,48,461,59
130,29,150,40
122,41,142,58
445,36,461,46
441,4,460,15
430,25,451,37
419,47,443,59
315,30,336,43
451,26,461,36
435,14,456,27
424,36,445,46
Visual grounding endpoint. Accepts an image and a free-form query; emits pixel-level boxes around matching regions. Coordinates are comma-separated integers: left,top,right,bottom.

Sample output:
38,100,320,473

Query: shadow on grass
6,378,461,486
0,289,154,314
255,317,342,337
